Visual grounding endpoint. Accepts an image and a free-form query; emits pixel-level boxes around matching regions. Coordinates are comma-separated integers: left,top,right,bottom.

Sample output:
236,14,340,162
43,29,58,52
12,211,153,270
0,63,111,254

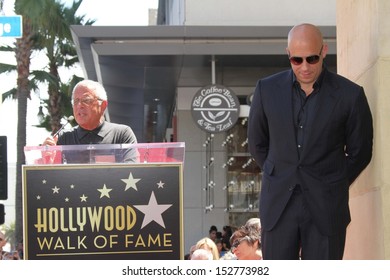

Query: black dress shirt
292,69,325,158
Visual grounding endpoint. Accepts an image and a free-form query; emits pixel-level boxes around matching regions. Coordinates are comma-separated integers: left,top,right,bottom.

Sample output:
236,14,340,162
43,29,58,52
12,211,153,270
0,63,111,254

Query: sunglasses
289,45,323,65
231,237,248,250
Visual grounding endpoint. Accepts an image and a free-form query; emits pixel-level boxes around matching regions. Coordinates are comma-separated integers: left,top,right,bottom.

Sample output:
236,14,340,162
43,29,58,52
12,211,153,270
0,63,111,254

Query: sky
0,0,159,163
70,0,159,26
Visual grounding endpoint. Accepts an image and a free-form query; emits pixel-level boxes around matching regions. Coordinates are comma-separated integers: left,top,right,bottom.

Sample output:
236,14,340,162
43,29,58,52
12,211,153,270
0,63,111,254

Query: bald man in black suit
248,23,373,260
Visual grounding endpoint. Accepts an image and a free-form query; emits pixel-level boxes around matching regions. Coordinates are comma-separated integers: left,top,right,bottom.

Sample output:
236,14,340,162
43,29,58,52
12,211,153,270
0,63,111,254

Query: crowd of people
0,231,22,260
186,218,262,260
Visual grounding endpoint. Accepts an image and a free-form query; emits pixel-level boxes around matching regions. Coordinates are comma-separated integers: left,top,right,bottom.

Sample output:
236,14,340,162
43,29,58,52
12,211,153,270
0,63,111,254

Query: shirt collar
76,121,107,140
292,66,326,91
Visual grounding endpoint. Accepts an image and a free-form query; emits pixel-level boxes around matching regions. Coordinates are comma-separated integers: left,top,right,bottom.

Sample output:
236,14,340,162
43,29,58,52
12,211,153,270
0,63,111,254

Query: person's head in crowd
245,217,261,233
195,237,220,260
215,238,224,257
2,251,20,260
223,225,233,237
219,250,237,260
0,231,6,250
230,226,262,260
185,244,196,260
222,225,233,250
17,240,23,259
191,248,213,260
208,225,218,242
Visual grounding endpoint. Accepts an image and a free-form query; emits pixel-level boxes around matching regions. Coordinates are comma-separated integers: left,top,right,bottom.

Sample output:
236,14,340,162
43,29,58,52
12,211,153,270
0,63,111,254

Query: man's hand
42,135,58,146
41,136,59,164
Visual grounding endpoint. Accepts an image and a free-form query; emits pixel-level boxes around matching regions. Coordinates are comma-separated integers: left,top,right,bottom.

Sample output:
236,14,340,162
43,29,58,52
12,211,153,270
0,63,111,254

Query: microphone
52,116,74,137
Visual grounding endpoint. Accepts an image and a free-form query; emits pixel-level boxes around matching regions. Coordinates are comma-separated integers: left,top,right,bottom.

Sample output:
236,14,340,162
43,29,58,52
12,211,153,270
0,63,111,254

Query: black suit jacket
248,68,373,236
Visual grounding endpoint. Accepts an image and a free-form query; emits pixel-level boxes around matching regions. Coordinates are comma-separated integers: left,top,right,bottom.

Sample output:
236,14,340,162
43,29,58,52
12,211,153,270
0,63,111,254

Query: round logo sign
191,84,240,133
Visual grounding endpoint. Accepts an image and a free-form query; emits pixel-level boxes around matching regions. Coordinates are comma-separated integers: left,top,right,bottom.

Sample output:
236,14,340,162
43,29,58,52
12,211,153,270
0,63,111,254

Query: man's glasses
289,45,323,65
71,97,102,106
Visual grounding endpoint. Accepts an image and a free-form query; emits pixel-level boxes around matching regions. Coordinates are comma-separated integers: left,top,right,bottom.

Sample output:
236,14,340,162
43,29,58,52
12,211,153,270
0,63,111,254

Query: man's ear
101,100,108,111
322,44,329,59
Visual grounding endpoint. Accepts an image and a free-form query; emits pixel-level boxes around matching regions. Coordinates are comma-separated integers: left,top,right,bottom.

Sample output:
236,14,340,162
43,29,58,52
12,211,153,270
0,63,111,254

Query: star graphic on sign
157,180,165,188
65,197,69,202
80,194,88,202
42,179,47,184
121,172,141,191
52,186,60,194
98,184,112,198
36,195,41,200
134,191,172,229
70,184,75,189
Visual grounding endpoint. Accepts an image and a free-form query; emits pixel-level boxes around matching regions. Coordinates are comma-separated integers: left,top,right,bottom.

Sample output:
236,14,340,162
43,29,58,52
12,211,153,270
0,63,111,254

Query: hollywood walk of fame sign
22,163,183,260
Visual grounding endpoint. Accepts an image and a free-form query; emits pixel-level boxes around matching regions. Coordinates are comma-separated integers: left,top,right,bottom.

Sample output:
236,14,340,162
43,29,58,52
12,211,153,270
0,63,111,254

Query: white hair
191,249,213,260
245,218,261,232
72,80,107,101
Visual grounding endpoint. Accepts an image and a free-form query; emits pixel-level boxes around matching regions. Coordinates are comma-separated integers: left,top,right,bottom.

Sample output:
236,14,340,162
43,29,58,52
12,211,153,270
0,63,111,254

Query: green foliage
1,88,17,101
0,63,16,74
1,222,16,250
1,0,95,132
2,0,95,244
0,45,15,52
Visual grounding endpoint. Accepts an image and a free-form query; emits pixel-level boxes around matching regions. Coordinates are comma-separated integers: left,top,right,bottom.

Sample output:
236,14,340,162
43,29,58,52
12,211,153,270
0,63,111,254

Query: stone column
337,0,390,259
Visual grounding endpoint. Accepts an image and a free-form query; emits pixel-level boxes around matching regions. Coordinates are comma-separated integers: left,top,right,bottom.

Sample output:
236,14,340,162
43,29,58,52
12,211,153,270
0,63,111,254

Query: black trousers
261,189,346,260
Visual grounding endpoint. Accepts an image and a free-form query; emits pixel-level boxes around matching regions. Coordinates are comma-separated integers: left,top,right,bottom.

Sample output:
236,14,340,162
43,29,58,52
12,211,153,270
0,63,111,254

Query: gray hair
191,249,213,260
245,218,261,232
72,80,107,101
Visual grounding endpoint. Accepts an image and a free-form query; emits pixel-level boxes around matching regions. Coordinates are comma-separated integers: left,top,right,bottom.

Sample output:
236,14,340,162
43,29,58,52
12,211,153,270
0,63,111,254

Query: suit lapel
276,70,300,161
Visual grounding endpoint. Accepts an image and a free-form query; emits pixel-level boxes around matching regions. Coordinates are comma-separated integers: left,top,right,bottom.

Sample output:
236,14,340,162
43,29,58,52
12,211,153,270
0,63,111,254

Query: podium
23,142,185,260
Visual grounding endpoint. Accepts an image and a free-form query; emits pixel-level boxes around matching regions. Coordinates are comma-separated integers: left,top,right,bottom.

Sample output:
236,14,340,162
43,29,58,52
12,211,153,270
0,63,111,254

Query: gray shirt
57,121,138,163
57,121,137,145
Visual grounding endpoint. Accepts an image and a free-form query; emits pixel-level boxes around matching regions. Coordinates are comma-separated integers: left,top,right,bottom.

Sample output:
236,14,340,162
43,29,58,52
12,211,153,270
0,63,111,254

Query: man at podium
42,80,138,163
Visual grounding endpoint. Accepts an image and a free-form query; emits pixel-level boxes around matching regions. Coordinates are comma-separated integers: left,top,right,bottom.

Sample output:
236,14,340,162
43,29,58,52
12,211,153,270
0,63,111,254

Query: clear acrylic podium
24,142,185,165
22,142,185,260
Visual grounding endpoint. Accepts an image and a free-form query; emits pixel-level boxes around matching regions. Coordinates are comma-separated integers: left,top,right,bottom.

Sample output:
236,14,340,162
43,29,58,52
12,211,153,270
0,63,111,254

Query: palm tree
1,5,44,246
12,0,46,245
0,0,92,244
34,0,94,133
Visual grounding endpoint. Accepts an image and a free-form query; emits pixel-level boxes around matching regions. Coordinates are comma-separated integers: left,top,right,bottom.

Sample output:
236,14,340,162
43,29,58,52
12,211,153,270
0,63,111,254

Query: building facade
71,0,390,259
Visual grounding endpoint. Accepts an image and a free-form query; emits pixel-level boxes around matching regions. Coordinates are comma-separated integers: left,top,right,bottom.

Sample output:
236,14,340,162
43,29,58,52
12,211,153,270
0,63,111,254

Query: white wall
181,0,336,26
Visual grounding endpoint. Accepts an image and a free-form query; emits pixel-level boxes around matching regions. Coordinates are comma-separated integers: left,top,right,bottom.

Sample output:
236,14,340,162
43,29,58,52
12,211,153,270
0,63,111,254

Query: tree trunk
48,61,62,133
14,18,33,245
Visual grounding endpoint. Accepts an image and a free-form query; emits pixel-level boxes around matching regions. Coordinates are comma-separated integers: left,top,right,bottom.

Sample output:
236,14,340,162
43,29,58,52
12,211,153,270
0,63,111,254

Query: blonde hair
195,237,219,260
